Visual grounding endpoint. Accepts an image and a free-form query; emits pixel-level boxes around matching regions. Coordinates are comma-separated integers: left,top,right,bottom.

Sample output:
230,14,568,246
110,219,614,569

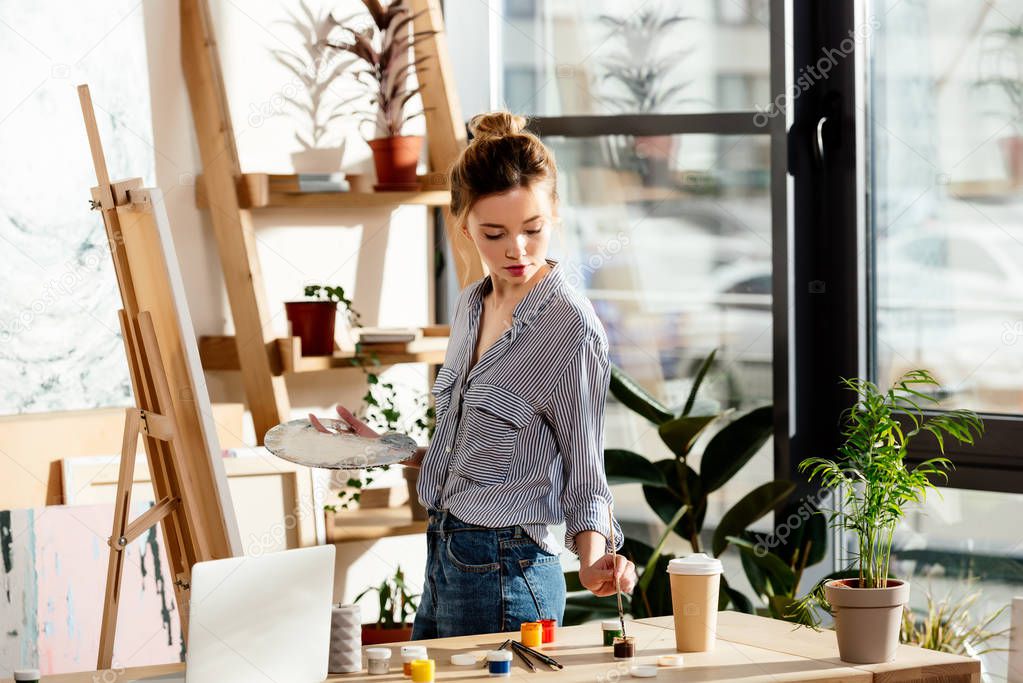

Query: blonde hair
448,111,559,229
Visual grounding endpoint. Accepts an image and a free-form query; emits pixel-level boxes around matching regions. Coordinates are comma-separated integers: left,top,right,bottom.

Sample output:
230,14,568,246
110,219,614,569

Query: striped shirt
417,257,624,556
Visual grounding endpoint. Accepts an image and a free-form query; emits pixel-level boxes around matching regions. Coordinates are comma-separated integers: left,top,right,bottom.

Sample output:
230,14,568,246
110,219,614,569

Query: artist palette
264,419,417,470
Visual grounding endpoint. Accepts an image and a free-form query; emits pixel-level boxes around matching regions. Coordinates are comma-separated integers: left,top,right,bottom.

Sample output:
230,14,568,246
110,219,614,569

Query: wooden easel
78,84,241,669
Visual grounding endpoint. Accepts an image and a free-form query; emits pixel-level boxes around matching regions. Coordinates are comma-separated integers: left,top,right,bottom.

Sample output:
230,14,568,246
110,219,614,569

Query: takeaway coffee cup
666,553,723,652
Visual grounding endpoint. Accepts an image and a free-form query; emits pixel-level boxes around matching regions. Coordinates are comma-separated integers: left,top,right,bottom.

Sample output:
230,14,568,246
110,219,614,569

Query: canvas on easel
78,84,242,670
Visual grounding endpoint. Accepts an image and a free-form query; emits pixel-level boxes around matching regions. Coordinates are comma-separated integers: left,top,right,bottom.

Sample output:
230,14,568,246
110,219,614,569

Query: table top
6,611,979,682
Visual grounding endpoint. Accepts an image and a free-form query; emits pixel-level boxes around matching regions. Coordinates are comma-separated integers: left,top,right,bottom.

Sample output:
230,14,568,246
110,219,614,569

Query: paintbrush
608,503,626,638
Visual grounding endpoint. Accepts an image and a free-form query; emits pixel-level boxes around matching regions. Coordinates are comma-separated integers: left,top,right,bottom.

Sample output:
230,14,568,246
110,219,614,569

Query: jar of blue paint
486,650,512,676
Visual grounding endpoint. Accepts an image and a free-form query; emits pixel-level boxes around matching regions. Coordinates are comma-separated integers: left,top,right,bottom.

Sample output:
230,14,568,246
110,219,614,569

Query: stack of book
355,325,448,353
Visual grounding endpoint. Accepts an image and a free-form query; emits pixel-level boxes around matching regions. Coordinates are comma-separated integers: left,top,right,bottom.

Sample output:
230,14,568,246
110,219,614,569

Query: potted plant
271,1,361,173
325,0,436,190
285,284,360,356
355,565,420,644
795,369,983,664
594,6,698,185
976,17,1023,186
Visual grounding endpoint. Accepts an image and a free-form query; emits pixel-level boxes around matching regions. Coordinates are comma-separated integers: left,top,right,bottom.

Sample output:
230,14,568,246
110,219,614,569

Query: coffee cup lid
666,553,723,575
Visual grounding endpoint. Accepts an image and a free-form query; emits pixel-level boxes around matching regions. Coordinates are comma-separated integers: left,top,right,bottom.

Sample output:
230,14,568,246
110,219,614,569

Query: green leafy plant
355,565,420,629
789,369,984,626
304,284,362,327
564,350,784,623
722,497,829,624
271,0,361,150
900,581,1009,656
324,0,436,140
318,292,435,512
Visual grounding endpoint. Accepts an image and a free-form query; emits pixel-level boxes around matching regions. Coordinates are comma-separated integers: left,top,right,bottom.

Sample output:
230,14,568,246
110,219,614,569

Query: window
447,0,790,606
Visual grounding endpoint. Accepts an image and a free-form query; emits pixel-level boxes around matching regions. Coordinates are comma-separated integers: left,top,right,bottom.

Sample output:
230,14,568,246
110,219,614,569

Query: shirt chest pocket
430,366,459,422
451,383,535,486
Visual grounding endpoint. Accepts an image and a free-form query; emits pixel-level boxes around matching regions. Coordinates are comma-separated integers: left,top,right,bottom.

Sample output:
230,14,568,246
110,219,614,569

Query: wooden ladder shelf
180,0,481,444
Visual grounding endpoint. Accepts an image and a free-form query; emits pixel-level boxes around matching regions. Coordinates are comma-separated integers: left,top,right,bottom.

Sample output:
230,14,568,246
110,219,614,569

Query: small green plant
304,284,362,327
355,565,420,629
789,369,984,626
316,291,435,512
900,581,1009,656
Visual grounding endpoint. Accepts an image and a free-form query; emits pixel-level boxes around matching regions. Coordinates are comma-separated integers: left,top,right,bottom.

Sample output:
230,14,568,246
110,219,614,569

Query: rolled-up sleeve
546,330,624,556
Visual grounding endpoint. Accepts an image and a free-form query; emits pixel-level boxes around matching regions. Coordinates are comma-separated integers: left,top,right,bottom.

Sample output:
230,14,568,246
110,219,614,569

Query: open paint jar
410,658,435,683
365,647,392,674
520,621,543,647
401,645,428,677
540,618,557,643
601,619,624,646
613,635,636,660
487,650,513,677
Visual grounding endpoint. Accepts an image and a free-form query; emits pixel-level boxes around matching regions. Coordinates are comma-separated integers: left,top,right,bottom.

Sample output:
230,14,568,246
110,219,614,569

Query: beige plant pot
825,578,910,664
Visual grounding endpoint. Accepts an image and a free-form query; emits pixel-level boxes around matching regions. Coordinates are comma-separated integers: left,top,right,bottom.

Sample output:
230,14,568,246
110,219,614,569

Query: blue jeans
411,509,566,639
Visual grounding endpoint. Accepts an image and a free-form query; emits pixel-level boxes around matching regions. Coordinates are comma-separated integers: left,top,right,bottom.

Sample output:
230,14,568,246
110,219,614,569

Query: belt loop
439,508,448,540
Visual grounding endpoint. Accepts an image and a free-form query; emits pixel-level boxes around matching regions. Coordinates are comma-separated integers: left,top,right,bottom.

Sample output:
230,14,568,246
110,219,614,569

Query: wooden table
5,612,979,682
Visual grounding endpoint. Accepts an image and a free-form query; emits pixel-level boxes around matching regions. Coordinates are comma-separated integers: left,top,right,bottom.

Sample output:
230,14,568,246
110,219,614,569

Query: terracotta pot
402,466,428,521
284,301,336,356
1000,135,1023,187
361,623,414,645
825,578,909,664
368,135,423,189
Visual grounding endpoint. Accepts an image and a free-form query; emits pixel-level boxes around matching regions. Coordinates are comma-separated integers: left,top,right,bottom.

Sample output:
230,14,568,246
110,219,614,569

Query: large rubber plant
564,351,790,623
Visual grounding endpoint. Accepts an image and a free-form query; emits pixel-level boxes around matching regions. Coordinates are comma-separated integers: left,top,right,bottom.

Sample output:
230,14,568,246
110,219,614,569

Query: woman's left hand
579,553,637,597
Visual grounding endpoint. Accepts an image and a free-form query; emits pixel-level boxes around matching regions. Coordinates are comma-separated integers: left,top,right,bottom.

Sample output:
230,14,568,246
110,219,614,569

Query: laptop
130,545,336,682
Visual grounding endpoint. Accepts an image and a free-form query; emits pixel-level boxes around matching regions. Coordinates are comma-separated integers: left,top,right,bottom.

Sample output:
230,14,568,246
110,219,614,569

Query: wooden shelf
326,505,427,543
199,335,447,374
195,173,451,209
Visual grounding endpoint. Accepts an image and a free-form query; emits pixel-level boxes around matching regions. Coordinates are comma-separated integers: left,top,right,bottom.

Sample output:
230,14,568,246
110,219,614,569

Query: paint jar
520,621,543,647
410,658,435,683
487,650,513,676
613,635,636,660
540,618,557,643
366,647,392,674
601,619,624,646
401,645,428,677
13,670,40,683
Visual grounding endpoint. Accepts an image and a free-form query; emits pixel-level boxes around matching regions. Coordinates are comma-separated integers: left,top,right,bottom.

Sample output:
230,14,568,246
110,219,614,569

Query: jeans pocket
445,530,500,573
518,554,565,622
451,383,534,486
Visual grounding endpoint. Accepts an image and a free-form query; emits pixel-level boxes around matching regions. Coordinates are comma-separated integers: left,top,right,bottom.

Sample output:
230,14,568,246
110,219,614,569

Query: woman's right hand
308,405,380,438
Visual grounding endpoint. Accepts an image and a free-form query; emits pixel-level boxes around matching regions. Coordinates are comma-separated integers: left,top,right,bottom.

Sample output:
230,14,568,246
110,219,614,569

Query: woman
311,111,636,638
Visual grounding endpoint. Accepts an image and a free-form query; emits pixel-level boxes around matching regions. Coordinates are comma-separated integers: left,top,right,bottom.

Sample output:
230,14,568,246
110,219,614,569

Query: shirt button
445,446,452,453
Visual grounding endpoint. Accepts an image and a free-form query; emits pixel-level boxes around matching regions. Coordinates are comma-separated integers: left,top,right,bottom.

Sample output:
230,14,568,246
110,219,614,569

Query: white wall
141,0,434,445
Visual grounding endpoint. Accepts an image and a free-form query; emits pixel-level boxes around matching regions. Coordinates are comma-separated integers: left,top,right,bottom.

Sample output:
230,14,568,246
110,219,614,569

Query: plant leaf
712,480,795,556
658,414,718,459
605,449,667,487
609,364,675,424
700,405,774,492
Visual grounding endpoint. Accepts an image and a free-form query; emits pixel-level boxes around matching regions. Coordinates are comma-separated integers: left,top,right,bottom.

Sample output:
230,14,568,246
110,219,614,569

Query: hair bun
468,111,527,140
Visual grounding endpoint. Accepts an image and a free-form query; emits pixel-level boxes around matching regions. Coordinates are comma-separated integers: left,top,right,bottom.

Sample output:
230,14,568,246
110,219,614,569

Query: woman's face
463,184,554,288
